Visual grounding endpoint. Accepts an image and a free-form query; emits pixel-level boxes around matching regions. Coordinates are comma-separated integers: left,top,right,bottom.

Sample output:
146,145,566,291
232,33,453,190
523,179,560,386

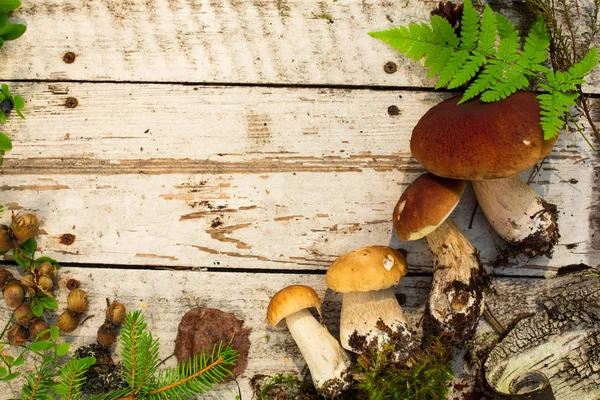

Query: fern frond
448,52,485,89
477,5,497,56
537,91,579,139
120,310,149,390
567,46,599,82
19,364,54,400
52,357,96,400
518,15,550,70
459,0,480,51
495,14,520,63
459,61,504,104
147,343,239,400
436,49,470,88
480,64,529,102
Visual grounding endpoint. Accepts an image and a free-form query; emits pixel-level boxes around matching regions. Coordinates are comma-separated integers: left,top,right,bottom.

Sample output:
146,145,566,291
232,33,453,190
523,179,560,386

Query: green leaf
2,83,10,97
40,296,58,310
51,325,59,340
0,366,6,377
436,49,470,88
0,23,25,40
477,5,497,56
480,64,529,102
15,108,24,119
56,342,70,356
13,94,24,109
0,0,21,12
459,0,480,51
0,371,20,381
447,51,485,89
567,47,599,82
13,249,31,269
18,237,37,258
36,328,51,340
12,354,24,366
78,356,96,369
0,13,7,28
35,256,58,266
0,110,6,124
495,14,520,63
30,340,54,352
0,132,11,151
518,15,550,70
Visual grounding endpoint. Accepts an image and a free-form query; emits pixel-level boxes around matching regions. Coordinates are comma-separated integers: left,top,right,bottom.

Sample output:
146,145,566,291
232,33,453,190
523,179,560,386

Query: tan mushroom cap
411,92,558,180
267,285,322,327
326,246,407,293
393,173,466,241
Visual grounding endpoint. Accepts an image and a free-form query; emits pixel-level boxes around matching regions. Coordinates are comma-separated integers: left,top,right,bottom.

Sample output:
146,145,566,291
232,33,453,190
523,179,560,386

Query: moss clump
251,373,320,400
355,335,454,400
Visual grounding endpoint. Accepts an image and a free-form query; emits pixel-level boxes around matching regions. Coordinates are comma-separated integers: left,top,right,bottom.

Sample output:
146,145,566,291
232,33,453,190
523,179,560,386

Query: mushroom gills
472,175,559,258
286,309,352,397
426,218,485,341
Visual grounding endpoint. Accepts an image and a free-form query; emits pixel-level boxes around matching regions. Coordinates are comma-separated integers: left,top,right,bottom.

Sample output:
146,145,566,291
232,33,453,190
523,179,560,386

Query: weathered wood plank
2,0,599,90
0,266,560,399
0,84,597,274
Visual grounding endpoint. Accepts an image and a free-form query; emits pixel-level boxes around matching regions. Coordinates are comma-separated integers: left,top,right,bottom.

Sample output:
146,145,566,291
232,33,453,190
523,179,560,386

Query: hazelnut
0,225,13,252
36,275,54,292
7,324,29,346
10,213,39,244
37,262,56,278
3,281,25,309
29,320,51,340
0,268,14,289
66,278,80,290
106,301,127,325
21,272,36,288
67,288,88,313
97,322,119,346
58,310,79,333
14,304,34,326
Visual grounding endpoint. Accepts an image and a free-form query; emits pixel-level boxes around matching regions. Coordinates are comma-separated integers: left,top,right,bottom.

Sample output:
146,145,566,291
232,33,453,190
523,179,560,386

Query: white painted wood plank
0,84,597,274
2,0,599,90
0,266,551,399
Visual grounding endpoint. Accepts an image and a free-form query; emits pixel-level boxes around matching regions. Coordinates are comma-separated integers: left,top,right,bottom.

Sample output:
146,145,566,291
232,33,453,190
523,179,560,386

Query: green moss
252,373,321,400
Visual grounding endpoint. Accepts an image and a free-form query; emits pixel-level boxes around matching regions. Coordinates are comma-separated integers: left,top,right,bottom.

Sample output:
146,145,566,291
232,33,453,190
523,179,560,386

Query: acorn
0,268,14,289
3,281,25,309
67,288,88,313
7,324,29,345
29,320,51,340
10,213,39,244
37,261,56,278
14,304,34,326
36,275,54,292
106,300,127,325
97,322,119,346
0,225,13,252
58,310,79,333
21,272,36,288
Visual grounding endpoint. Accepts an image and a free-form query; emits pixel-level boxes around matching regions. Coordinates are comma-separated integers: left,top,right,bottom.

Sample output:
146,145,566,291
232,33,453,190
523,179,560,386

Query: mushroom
410,92,559,259
267,285,351,397
393,173,485,342
325,246,416,362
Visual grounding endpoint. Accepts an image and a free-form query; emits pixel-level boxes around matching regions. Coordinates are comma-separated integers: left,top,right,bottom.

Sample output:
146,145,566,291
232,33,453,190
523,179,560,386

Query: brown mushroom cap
326,246,407,293
267,285,322,327
393,173,466,241
411,92,558,180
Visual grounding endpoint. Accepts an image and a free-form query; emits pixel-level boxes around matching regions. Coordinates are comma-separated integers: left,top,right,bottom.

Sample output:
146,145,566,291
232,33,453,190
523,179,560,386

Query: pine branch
52,357,96,400
133,331,160,395
19,364,54,400
120,310,148,390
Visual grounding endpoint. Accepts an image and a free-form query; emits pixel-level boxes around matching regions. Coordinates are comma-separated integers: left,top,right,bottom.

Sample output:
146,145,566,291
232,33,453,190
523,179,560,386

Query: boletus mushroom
325,246,416,362
411,92,559,258
393,173,485,342
267,285,351,397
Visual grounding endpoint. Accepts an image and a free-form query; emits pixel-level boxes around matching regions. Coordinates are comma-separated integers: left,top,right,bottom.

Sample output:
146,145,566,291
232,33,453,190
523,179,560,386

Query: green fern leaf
459,61,504,104
480,64,529,102
477,5,498,56
518,15,550,70
567,46,599,82
448,52,485,89
537,91,579,139
436,49,470,88
460,0,480,51
495,14,520,63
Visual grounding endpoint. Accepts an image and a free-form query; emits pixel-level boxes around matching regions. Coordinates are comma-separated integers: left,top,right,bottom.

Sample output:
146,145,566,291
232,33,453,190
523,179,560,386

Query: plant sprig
369,0,598,140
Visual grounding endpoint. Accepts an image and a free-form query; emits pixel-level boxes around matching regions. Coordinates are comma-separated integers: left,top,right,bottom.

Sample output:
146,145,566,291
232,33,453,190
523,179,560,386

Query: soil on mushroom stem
174,307,251,378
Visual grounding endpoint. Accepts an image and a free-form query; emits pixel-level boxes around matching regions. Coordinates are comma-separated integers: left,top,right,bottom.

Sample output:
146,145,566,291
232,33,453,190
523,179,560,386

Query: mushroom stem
286,309,351,396
426,218,485,341
340,288,413,359
472,175,559,258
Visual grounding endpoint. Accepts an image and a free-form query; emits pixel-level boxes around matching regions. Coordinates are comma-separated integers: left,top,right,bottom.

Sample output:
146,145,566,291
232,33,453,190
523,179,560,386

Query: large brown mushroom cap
393,173,466,241
410,92,557,180
267,285,322,327
326,246,407,293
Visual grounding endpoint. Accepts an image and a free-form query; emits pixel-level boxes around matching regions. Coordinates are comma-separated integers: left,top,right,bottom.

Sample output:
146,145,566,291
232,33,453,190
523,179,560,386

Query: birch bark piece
485,271,600,400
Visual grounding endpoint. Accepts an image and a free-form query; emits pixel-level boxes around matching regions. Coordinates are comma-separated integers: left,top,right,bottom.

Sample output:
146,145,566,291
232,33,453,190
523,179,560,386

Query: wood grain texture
2,0,599,90
0,84,597,274
0,266,566,399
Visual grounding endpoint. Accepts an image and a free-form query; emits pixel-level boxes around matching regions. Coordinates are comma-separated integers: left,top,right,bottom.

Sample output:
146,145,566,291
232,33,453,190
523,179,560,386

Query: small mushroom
267,285,351,397
411,92,559,258
325,246,415,361
393,173,485,342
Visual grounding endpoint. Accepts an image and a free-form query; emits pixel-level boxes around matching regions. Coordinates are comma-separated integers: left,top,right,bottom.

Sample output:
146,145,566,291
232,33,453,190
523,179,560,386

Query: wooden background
1,0,599,398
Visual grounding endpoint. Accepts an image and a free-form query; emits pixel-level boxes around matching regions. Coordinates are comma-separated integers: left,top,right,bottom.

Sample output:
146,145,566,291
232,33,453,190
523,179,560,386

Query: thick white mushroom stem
426,218,485,342
472,175,559,258
339,288,414,362
286,309,351,397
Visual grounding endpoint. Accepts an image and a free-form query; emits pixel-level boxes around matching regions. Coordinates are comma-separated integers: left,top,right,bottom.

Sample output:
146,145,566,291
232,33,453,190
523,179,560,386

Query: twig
482,303,506,336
